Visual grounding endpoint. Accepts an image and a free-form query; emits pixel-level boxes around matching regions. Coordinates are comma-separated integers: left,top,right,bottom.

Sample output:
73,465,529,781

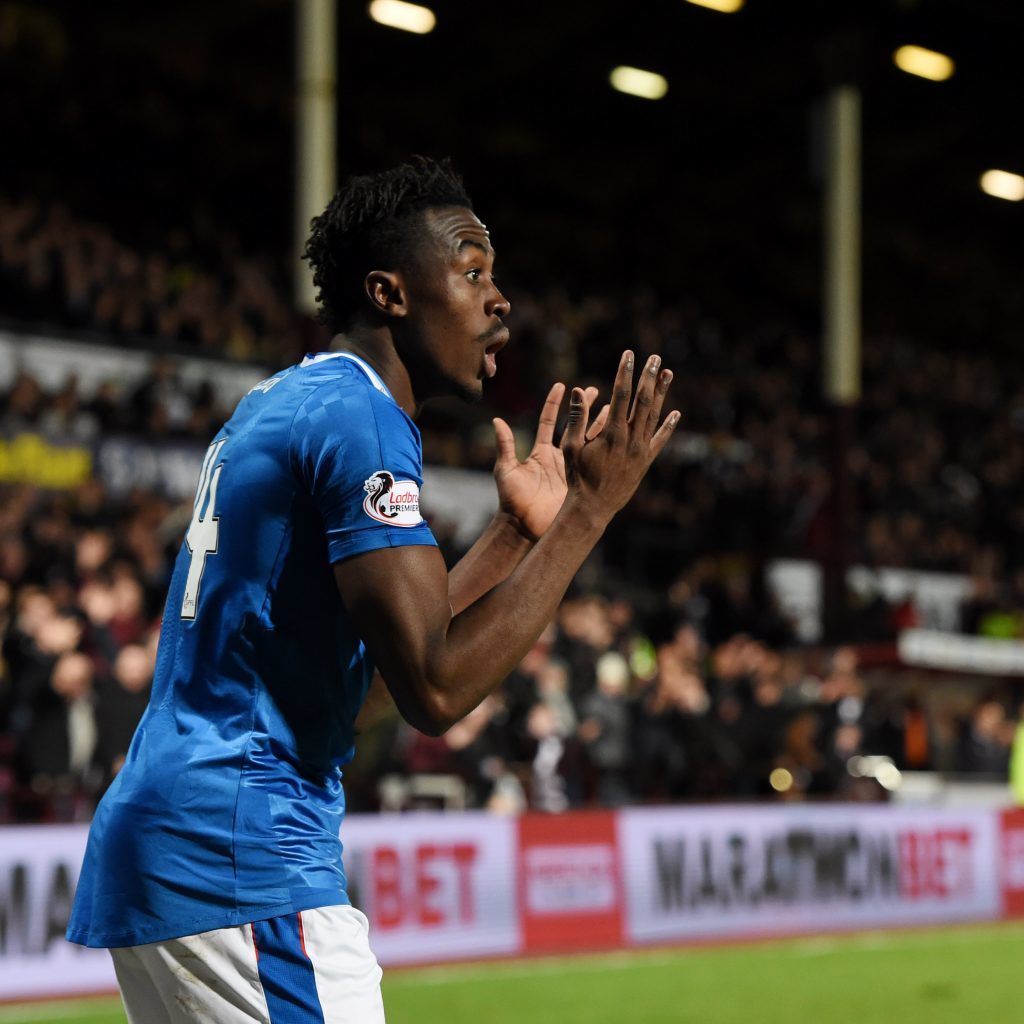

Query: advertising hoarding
2,805,1021,1003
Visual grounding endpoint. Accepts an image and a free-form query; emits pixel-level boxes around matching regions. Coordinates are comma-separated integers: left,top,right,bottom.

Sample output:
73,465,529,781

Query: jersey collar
300,351,393,400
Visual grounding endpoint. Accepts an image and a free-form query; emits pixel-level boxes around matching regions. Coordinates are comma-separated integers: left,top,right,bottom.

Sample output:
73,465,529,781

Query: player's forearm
446,511,532,614
417,497,605,730
354,514,531,733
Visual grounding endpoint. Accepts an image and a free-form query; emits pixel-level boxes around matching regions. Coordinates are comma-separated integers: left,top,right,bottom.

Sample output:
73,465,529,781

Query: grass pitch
4,922,1024,1024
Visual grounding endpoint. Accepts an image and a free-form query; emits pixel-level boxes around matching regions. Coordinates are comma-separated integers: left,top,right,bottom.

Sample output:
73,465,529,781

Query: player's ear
364,271,408,319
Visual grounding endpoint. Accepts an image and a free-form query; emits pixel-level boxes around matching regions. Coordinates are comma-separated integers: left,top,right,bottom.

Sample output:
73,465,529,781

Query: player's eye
466,269,482,283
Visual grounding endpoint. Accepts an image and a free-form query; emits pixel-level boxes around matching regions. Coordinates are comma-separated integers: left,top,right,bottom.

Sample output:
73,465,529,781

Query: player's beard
454,376,484,404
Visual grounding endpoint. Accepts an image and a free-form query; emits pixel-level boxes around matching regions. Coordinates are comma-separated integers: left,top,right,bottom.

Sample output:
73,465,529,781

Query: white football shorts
109,905,385,1024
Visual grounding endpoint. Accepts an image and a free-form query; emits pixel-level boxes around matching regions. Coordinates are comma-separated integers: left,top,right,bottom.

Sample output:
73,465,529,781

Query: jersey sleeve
290,381,438,564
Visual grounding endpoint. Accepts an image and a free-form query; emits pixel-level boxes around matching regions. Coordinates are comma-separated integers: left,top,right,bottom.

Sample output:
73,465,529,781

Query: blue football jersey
67,353,438,948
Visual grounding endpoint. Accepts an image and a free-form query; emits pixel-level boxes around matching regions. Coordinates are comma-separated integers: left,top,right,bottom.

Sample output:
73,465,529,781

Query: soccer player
66,157,679,1022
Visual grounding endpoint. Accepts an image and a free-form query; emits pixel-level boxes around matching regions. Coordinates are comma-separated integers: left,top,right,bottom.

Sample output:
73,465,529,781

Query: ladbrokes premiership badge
362,470,423,527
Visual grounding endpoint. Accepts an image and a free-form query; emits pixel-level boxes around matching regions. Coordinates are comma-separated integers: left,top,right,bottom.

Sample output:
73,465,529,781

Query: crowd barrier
4,805,1024,1002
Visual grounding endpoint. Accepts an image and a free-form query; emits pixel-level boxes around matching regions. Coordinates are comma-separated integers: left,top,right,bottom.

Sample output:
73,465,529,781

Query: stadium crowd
3,194,1024,820
0,461,1018,823
346,599,1023,815
0,195,300,364
5,191,1024,591
1,470,1018,824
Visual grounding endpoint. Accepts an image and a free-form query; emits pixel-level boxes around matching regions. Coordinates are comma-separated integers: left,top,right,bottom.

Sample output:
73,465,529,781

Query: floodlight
684,0,745,12
368,0,436,35
980,169,1024,202
609,66,668,101
893,45,954,82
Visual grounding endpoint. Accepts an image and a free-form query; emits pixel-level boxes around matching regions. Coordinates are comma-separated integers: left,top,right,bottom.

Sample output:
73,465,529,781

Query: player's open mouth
483,328,509,379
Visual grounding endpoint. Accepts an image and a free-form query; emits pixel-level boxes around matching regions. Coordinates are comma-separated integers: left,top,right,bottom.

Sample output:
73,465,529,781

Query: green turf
4,922,1024,1024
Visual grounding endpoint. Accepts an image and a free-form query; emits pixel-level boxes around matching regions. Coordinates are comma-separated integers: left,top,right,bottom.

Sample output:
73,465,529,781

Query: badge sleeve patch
362,470,424,527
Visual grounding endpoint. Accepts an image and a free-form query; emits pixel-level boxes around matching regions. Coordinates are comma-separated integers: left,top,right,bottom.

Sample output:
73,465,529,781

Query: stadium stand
0,196,301,364
2,205,1024,821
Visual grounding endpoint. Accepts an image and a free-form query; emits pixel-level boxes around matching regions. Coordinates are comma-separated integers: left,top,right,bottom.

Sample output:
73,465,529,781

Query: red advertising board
999,808,1024,918
517,811,624,953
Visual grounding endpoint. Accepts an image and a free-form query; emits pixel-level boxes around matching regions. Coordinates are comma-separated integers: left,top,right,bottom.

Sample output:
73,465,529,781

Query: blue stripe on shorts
251,913,326,1024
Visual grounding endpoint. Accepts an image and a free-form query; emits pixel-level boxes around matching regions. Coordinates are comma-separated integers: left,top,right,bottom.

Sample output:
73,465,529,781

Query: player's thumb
492,417,517,466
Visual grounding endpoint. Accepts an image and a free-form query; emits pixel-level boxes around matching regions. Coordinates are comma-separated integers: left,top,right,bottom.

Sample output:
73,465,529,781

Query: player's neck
330,331,417,416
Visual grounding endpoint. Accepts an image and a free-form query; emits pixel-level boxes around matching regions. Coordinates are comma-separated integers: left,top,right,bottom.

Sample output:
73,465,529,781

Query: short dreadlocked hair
302,155,473,333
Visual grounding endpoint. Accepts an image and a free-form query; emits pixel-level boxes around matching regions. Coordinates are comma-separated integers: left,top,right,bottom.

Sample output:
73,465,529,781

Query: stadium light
875,762,903,792
980,169,1024,202
610,66,668,101
368,0,436,34
683,0,745,12
847,755,902,791
893,45,954,82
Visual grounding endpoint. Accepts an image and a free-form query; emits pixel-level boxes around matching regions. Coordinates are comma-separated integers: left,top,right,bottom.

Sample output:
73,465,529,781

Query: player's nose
487,283,510,319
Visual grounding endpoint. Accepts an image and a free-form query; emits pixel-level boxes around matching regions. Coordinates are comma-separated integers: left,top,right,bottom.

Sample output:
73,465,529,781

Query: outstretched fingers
534,383,566,447
648,407,682,458
646,368,674,439
560,387,593,454
628,354,662,436
586,403,611,441
605,350,635,431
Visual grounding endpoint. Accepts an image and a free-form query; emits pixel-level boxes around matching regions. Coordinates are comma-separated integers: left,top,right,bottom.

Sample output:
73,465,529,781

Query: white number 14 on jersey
181,439,227,619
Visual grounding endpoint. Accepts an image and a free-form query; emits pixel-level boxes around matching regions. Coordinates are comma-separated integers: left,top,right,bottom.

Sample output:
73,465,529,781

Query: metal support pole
824,85,861,406
294,0,337,314
822,85,861,642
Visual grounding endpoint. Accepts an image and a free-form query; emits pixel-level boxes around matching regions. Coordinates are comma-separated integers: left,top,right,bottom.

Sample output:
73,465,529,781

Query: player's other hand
492,381,600,541
560,350,678,527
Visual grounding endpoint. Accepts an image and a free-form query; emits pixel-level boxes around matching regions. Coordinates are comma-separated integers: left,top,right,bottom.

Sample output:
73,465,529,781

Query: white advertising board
340,812,520,965
0,826,116,1001
619,805,1000,945
0,329,267,406
0,814,520,1002
767,558,971,643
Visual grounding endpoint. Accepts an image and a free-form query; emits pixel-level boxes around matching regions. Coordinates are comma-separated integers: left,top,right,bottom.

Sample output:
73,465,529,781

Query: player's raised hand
493,381,600,540
560,350,678,525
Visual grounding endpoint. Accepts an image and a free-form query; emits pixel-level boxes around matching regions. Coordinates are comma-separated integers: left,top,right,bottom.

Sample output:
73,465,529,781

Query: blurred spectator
633,645,706,801
94,641,154,785
956,700,1013,776
525,703,569,813
578,652,632,806
536,658,577,741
